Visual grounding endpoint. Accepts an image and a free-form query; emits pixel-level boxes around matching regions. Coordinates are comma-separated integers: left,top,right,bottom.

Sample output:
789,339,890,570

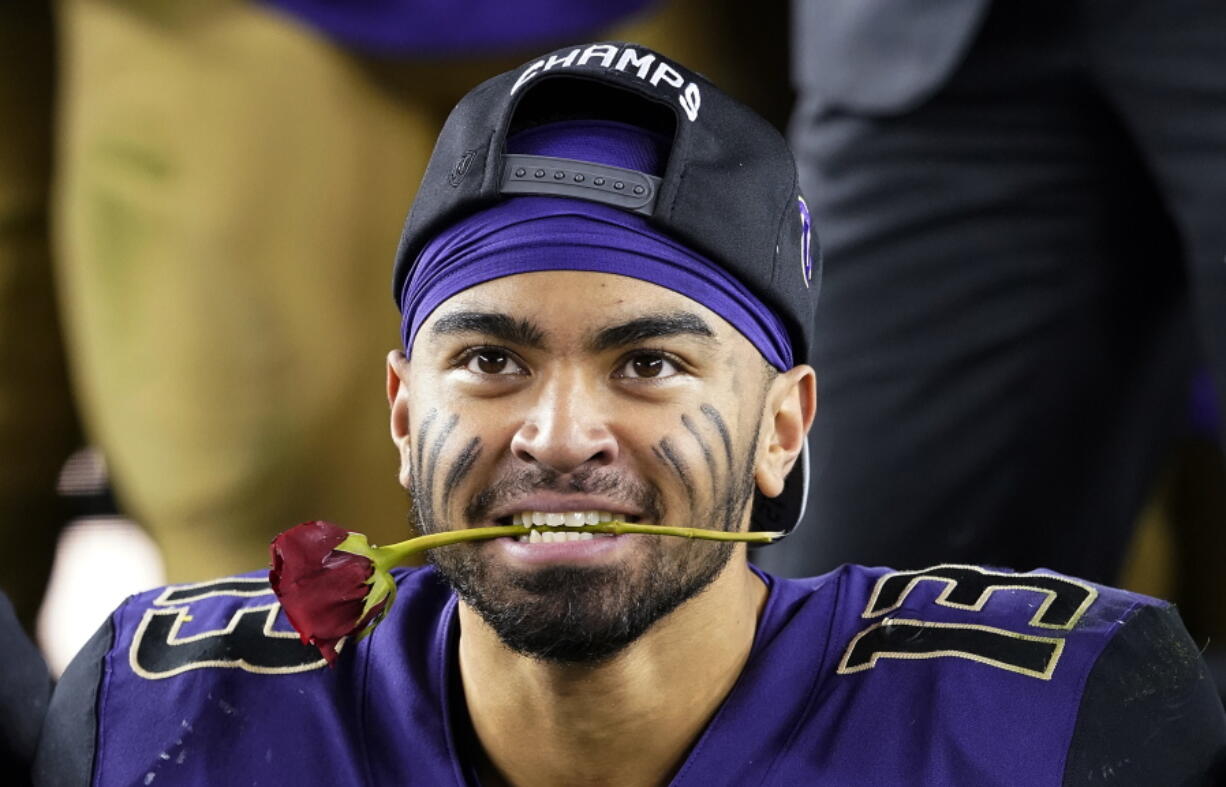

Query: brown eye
632,357,663,377
477,350,507,374
618,353,679,380
464,349,524,375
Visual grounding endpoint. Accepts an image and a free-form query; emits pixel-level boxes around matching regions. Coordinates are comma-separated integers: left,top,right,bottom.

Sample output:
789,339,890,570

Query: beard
412,461,756,665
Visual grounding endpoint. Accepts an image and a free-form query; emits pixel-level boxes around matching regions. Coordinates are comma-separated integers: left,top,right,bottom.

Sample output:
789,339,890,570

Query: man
35,43,1226,786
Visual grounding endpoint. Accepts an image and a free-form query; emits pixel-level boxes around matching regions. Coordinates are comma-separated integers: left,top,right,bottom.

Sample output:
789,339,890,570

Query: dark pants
757,0,1226,583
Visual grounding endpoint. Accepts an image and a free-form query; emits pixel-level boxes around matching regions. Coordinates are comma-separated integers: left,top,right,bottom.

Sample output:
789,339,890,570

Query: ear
387,350,414,488
754,364,817,498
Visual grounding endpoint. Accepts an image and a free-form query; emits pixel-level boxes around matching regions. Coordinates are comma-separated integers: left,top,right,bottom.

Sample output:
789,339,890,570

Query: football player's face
390,270,775,663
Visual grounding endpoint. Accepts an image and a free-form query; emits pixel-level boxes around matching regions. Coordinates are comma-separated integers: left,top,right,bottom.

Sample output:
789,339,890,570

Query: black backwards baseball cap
392,42,821,539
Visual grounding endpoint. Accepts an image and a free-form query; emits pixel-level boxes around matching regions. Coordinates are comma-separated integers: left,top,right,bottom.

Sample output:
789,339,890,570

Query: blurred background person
0,590,51,787
757,0,1226,686
1,0,788,659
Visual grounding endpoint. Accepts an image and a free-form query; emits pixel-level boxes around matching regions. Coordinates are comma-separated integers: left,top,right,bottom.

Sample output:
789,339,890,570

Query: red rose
269,521,391,666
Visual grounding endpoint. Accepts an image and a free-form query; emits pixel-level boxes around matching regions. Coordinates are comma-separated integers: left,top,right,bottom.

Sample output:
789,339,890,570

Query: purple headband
399,120,794,370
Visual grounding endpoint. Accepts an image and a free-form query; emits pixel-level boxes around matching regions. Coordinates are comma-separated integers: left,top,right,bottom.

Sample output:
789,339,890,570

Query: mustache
464,466,662,525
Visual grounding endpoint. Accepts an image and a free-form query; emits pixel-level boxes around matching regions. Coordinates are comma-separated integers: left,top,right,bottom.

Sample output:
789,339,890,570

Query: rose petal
269,521,377,666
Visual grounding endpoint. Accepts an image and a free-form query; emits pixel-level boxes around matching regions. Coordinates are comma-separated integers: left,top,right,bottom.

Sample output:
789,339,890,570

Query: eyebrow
586,312,716,353
428,311,546,348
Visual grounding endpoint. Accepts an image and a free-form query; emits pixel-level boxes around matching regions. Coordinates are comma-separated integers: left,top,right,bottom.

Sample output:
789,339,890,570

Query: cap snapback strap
501,154,662,215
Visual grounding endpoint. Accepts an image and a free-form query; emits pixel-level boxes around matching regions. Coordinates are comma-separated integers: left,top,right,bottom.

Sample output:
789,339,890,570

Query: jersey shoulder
827,562,1168,681
34,565,446,787
834,562,1154,635
116,564,442,679
122,571,326,679
811,563,1226,784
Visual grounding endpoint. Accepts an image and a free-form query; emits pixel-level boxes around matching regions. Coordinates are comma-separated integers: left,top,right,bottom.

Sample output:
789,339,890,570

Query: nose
510,372,619,474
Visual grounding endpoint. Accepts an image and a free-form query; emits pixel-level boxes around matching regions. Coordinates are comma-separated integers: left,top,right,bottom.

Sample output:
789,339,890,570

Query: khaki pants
1,0,785,625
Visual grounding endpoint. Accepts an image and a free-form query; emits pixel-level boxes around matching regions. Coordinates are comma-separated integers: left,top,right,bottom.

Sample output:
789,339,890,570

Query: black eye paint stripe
411,410,441,532
700,404,733,469
442,437,482,510
684,410,732,515
415,409,440,475
653,438,696,511
415,412,457,531
681,413,716,478
425,413,460,501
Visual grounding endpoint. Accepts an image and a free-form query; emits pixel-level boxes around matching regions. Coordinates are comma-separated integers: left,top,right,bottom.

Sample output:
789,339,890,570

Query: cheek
453,405,522,452
406,403,518,482
714,374,760,445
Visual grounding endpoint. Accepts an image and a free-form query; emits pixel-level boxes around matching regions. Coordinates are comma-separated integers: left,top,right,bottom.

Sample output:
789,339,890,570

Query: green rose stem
346,522,781,569
334,524,783,630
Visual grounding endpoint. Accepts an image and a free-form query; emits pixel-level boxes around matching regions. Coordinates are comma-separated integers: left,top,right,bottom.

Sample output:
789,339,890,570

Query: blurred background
3,0,1224,708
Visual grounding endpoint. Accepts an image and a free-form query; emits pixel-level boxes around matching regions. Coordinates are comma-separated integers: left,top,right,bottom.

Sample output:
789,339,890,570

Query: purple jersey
34,564,1226,785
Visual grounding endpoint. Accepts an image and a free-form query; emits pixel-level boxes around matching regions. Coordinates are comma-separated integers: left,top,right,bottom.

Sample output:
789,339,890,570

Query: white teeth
510,509,632,544
545,531,586,543
511,510,629,526
515,529,602,544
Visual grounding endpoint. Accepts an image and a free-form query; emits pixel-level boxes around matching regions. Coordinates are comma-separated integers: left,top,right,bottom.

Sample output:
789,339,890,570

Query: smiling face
389,270,810,663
